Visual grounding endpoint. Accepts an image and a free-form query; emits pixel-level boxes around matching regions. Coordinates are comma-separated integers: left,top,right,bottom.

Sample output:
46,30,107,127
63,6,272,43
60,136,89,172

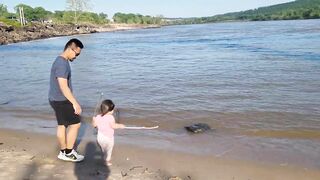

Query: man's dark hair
64,38,84,51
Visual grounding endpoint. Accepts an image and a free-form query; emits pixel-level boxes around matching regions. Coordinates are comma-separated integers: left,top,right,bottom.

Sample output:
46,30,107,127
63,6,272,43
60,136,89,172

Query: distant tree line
0,3,164,27
0,3,108,27
214,0,320,22
52,10,108,24
113,12,163,24
167,0,320,25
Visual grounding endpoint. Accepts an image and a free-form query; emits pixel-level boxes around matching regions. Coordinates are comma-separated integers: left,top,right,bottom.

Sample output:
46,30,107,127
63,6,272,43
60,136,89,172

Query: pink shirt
93,114,115,138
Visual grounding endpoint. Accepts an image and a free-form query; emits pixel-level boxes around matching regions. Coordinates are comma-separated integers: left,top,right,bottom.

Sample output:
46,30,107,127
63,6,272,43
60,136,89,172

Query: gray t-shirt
48,56,72,101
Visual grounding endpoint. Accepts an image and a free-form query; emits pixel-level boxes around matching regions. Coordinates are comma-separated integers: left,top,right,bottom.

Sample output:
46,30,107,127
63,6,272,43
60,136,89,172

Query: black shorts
49,100,81,126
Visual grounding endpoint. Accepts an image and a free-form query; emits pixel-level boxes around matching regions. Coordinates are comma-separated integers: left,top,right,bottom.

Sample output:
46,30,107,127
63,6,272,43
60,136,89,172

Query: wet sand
1,128,320,180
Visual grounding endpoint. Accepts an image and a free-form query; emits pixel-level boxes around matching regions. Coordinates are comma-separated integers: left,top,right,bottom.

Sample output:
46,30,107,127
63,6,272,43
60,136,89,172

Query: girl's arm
92,116,97,128
113,123,125,129
110,117,125,129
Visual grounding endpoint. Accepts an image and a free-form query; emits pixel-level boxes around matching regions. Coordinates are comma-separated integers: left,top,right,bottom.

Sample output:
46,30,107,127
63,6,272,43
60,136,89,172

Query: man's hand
73,102,82,115
57,78,82,115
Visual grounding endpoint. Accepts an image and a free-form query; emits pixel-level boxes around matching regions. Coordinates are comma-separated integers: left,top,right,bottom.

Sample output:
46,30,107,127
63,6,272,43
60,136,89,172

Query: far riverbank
0,22,160,45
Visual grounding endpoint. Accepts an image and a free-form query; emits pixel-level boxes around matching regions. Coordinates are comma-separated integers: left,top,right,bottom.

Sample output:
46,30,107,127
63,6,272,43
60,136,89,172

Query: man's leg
57,125,67,150
66,123,81,149
64,122,84,162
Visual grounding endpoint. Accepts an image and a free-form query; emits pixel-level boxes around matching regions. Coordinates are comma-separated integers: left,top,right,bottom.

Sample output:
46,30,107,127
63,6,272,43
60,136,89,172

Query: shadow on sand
73,120,110,179
21,120,110,179
74,141,110,180
74,121,88,150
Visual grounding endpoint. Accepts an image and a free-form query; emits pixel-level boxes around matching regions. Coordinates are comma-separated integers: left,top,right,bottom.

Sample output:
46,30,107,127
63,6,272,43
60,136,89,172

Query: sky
2,0,294,18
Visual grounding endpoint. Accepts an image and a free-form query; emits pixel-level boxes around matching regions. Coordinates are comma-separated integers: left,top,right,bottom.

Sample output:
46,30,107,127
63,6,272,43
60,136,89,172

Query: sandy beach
1,127,320,180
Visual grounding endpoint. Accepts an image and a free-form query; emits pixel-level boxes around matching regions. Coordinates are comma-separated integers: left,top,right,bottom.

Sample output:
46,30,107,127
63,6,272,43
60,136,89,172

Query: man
49,38,84,162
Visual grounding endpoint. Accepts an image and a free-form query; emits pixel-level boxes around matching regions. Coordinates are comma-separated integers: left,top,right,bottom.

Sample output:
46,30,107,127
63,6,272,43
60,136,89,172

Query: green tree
14,4,34,21
53,10,64,21
33,7,52,22
66,0,90,24
79,12,99,24
302,9,312,18
0,4,8,17
62,11,74,24
99,13,107,19
113,12,163,24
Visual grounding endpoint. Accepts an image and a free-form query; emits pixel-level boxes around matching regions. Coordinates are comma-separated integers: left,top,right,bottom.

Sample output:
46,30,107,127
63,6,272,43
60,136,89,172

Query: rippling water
1,19,320,168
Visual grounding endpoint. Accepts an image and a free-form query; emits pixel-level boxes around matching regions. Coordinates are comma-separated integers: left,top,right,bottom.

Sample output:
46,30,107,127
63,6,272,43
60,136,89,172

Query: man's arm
57,77,82,115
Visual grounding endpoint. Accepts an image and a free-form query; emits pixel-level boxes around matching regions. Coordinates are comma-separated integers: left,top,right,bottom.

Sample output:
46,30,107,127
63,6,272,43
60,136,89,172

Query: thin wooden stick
124,126,159,130
93,92,104,116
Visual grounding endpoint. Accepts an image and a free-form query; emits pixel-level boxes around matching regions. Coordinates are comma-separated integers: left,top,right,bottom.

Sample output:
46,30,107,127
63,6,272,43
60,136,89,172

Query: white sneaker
65,149,84,162
57,151,69,161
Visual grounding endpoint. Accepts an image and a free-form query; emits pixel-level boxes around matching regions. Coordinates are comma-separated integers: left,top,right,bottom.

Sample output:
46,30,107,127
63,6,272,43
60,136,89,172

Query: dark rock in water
185,123,211,133
0,101,9,105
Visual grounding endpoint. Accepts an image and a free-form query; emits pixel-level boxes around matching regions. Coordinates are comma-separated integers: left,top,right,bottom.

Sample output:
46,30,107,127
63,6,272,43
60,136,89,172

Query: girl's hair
100,99,115,116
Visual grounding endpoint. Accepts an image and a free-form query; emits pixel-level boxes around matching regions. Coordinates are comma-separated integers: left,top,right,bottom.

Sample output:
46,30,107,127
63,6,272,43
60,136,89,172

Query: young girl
92,99,125,166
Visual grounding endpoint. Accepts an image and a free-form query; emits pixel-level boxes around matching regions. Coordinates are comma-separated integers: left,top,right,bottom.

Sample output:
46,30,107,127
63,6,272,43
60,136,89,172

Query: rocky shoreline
0,23,160,45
